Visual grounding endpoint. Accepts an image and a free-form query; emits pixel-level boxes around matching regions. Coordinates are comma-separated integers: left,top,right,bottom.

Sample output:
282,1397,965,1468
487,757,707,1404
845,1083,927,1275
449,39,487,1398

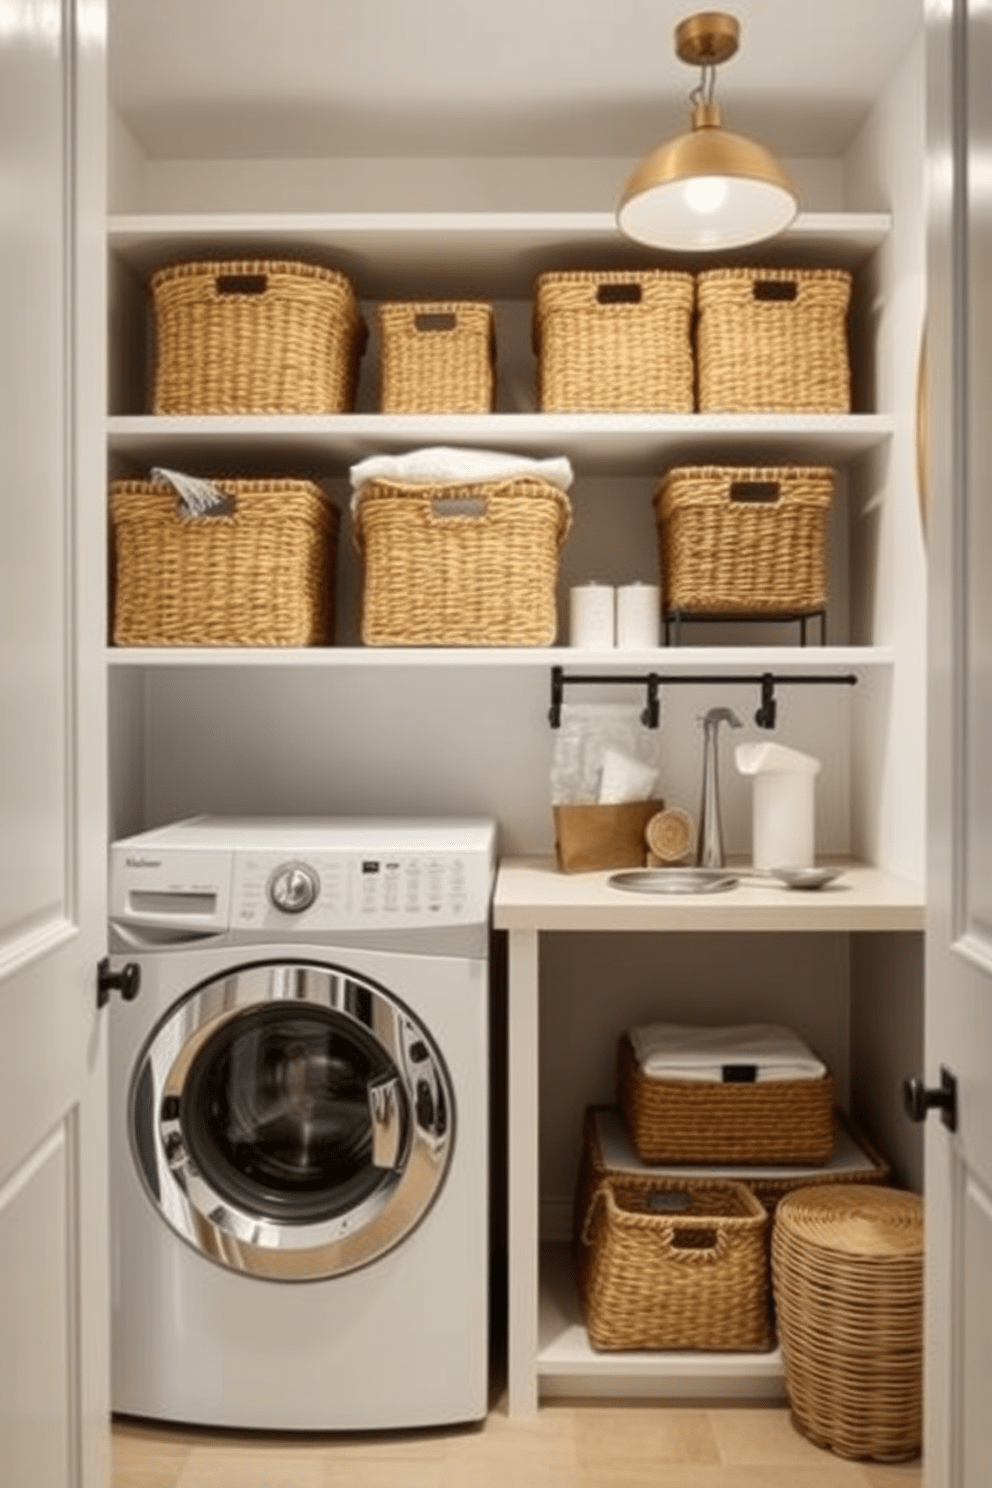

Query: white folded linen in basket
628,1023,827,1082
349,445,574,513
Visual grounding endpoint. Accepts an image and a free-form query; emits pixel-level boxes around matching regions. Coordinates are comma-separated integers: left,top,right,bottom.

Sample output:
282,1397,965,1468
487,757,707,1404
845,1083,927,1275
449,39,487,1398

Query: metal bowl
772,866,844,891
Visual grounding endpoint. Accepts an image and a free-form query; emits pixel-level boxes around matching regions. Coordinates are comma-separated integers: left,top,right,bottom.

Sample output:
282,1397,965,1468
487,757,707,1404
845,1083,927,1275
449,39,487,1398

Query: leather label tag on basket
722,1063,758,1082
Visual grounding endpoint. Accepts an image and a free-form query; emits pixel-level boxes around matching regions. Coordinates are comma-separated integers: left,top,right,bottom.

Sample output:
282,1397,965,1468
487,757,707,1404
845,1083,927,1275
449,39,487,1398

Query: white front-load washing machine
107,815,495,1431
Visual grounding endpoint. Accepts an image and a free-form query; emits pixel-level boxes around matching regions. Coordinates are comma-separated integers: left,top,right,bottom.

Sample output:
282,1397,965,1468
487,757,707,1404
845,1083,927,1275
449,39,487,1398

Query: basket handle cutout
215,272,268,296
670,1226,720,1251
752,279,798,302
596,282,642,305
730,481,781,504
414,311,458,333
430,495,488,520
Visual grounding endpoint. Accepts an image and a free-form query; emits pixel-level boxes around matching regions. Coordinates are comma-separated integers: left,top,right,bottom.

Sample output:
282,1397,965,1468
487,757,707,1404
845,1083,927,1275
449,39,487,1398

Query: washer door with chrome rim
130,961,454,1280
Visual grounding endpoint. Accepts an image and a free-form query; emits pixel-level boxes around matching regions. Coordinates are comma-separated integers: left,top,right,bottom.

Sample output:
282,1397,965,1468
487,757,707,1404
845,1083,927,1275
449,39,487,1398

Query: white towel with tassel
628,1023,827,1083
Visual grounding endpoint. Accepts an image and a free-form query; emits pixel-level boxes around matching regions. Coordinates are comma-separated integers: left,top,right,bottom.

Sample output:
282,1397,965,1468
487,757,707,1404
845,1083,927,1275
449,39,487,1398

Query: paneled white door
0,3,108,1486
923,1,992,1484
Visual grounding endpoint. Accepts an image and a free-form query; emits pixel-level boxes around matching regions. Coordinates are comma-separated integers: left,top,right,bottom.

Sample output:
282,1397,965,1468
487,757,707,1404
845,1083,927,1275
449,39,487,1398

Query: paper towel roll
616,583,660,649
569,584,615,648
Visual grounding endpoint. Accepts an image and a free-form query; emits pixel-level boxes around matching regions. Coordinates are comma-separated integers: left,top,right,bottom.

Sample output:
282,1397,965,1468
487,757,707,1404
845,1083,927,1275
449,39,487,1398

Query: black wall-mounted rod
548,666,858,731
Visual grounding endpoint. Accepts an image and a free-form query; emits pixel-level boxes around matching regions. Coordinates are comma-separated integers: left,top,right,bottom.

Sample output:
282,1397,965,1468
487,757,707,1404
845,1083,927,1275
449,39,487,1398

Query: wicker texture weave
655,465,835,617
617,1034,835,1166
696,267,852,413
110,478,338,646
772,1185,923,1462
378,301,495,412
575,1168,772,1352
150,259,366,414
533,269,694,412
353,476,572,646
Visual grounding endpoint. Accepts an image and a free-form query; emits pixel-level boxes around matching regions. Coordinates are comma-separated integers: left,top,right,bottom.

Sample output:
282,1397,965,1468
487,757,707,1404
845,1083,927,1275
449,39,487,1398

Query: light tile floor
112,1400,924,1488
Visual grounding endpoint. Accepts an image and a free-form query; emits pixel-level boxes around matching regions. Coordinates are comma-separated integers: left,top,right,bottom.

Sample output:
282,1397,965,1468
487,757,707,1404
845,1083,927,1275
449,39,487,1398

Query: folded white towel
628,1023,827,1083
349,446,574,514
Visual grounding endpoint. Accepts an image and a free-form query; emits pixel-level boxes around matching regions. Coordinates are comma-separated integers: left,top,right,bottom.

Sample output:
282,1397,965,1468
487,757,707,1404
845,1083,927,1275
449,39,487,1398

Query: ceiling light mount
674,11,739,68
617,10,798,253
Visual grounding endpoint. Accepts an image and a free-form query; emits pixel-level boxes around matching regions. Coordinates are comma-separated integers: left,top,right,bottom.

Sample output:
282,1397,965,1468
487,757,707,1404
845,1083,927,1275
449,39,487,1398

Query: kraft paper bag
553,800,665,873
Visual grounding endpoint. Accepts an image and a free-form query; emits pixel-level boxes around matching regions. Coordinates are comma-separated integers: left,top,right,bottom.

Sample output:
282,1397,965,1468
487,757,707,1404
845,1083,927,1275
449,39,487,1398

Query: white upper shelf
107,210,892,299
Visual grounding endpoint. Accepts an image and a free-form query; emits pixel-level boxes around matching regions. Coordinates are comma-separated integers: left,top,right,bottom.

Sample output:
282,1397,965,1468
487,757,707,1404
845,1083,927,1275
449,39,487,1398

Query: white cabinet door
924,2,992,1484
0,3,108,1486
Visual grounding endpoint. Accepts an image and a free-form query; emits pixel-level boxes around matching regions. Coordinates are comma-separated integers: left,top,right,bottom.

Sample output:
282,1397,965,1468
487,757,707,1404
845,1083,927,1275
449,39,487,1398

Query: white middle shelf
107,412,894,477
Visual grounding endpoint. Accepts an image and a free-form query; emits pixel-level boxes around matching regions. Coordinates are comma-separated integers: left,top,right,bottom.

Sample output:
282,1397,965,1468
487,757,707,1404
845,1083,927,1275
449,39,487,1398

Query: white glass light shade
617,111,798,252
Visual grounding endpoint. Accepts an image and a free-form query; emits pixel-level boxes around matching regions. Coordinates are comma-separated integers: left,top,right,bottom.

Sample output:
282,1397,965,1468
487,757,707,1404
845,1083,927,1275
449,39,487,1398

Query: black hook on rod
548,666,858,730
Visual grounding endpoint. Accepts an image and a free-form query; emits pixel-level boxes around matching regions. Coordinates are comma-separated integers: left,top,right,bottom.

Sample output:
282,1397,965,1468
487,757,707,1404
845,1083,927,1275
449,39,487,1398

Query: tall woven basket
533,269,694,412
575,1170,773,1352
110,477,338,646
150,259,366,414
378,301,495,412
353,476,571,646
696,267,852,413
655,465,835,620
772,1184,923,1462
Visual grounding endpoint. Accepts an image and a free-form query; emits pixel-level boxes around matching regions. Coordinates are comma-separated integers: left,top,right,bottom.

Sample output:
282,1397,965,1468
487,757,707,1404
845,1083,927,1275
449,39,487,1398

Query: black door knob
96,957,141,1010
903,1066,957,1132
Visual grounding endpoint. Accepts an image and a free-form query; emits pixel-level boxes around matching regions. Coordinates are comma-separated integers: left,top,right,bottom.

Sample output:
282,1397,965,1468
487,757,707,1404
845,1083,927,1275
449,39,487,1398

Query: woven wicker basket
578,1105,889,1230
150,259,366,414
772,1185,923,1462
353,476,571,646
533,269,694,412
575,1166,772,1352
617,1033,835,1166
696,267,852,413
110,478,338,646
378,301,495,413
655,464,835,619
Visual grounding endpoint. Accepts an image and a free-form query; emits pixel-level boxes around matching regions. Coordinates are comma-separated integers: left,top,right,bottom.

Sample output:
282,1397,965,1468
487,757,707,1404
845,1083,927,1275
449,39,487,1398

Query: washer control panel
232,849,483,930
109,819,496,935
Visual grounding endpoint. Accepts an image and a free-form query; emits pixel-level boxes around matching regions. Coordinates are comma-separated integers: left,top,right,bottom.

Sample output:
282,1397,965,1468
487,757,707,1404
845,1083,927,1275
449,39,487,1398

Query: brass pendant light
617,11,798,252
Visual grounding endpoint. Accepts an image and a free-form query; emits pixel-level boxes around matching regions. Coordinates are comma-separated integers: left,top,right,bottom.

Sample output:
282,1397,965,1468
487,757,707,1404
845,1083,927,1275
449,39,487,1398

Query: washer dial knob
268,862,320,914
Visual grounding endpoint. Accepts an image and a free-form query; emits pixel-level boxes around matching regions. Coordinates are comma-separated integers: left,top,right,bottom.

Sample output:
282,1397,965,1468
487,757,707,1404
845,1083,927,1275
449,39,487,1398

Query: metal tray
608,868,740,895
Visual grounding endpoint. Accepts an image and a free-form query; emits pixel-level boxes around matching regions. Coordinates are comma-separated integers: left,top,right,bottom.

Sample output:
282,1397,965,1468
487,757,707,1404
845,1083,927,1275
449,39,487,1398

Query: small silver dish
608,868,739,895
772,866,843,891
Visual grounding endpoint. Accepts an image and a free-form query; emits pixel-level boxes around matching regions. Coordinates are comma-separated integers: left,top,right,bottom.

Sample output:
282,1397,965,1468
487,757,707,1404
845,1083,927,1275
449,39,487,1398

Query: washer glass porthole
130,962,454,1281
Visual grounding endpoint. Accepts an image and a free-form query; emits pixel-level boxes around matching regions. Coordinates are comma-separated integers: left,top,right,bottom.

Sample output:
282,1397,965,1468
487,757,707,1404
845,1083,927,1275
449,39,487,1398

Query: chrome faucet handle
700,706,743,731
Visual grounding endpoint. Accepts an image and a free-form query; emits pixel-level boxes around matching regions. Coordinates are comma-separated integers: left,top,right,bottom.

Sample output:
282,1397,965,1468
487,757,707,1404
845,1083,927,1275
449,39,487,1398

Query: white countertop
493,857,925,932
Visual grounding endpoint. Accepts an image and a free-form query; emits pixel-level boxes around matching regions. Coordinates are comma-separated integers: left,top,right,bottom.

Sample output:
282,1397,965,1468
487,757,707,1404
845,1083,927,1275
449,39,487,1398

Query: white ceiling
108,0,924,162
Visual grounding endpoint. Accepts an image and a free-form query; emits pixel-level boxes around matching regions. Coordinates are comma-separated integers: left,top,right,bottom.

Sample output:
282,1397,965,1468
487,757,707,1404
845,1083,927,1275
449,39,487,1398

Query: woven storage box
353,476,571,646
772,1185,923,1462
655,465,834,619
533,269,694,412
575,1163,772,1352
110,478,338,646
150,259,366,414
696,267,852,413
579,1106,889,1229
617,1033,835,1166
378,301,495,413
